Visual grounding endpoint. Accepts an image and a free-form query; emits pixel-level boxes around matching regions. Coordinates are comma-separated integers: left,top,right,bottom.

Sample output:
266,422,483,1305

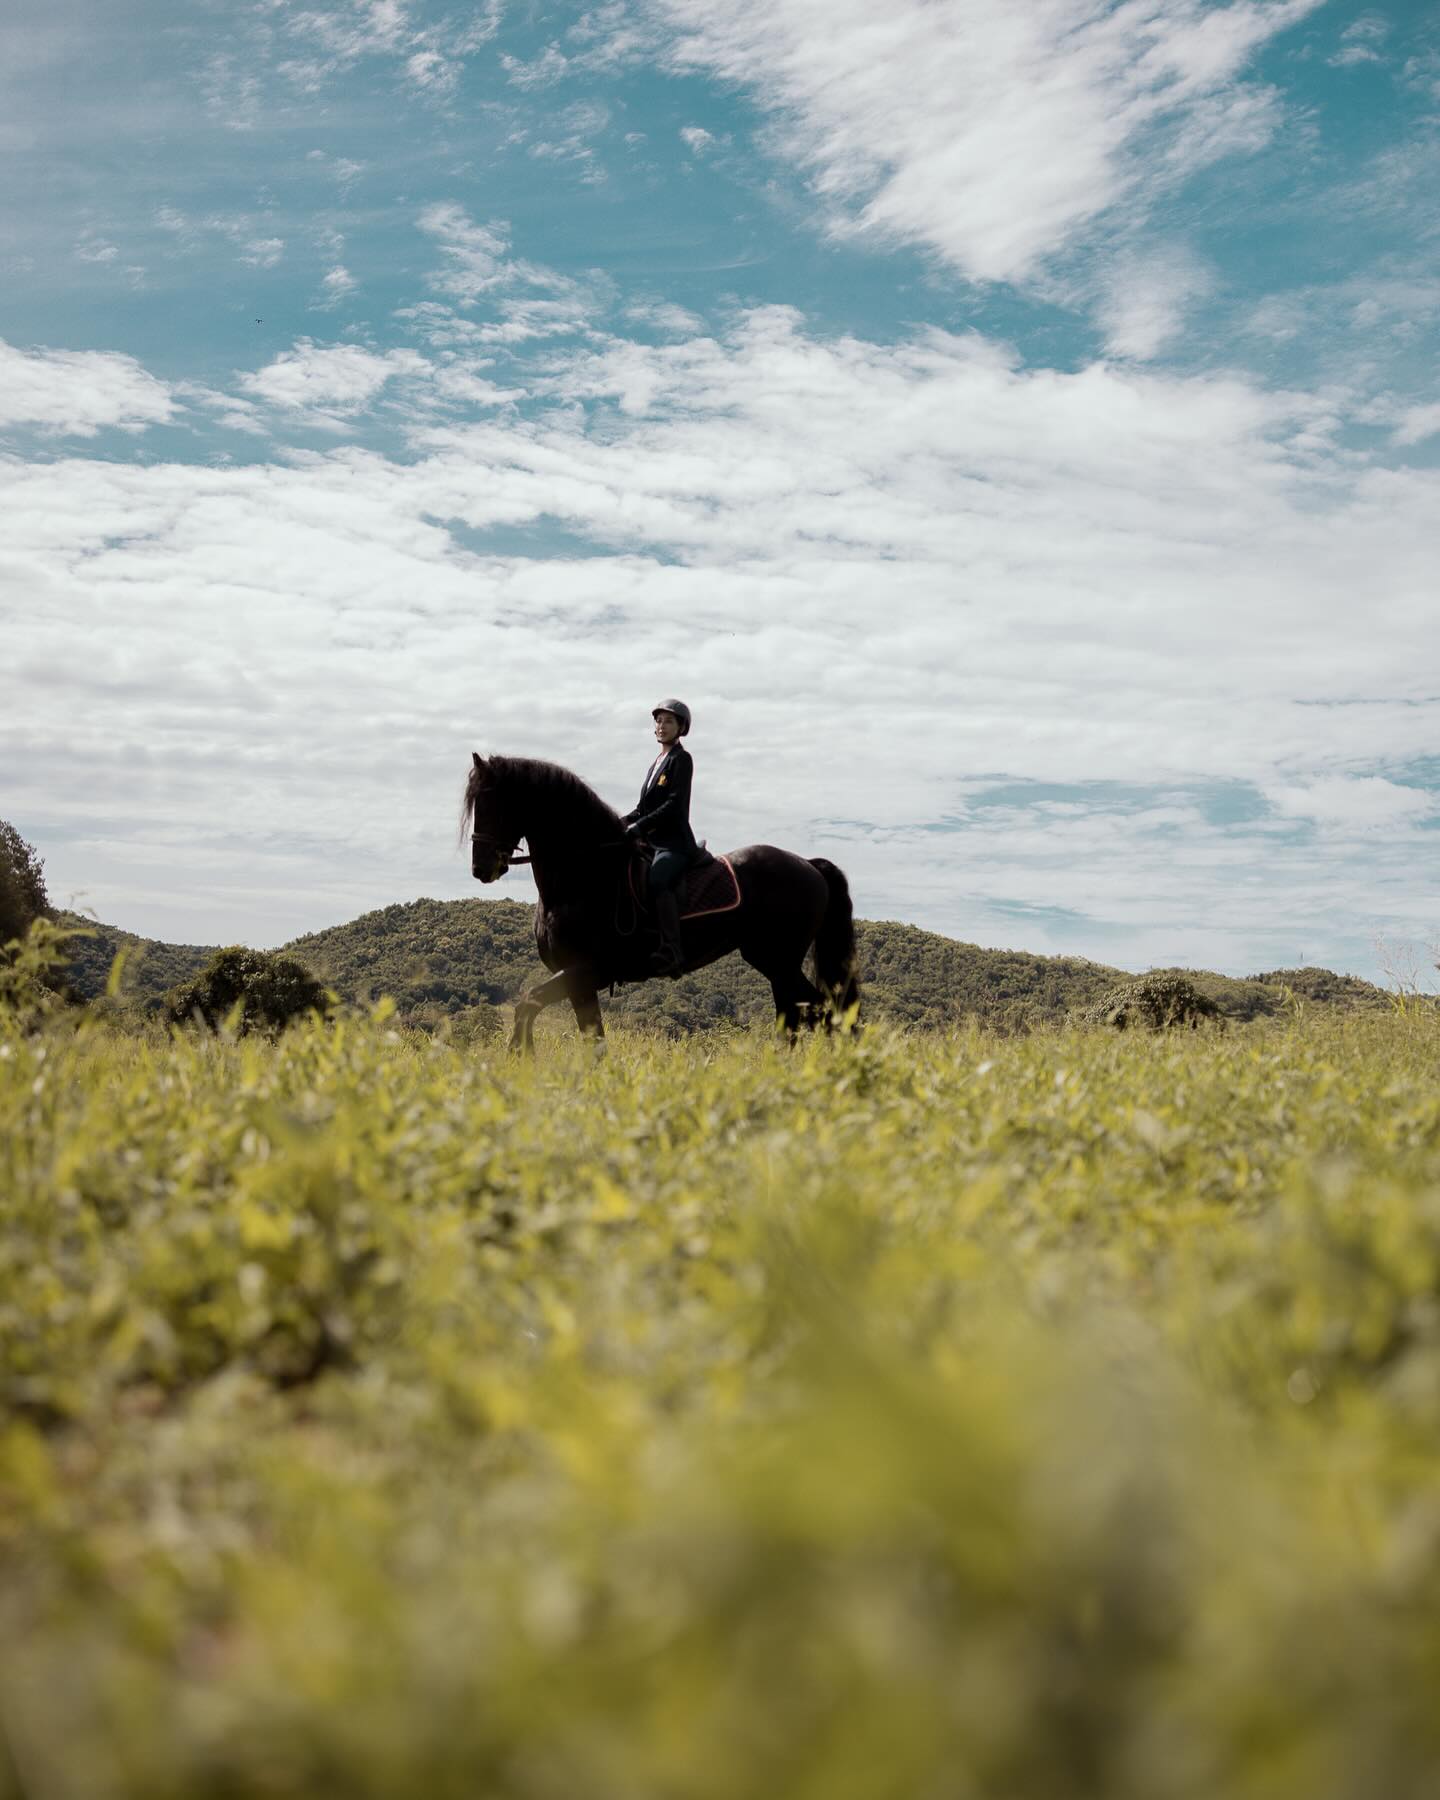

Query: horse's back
727,843,827,881
725,843,833,931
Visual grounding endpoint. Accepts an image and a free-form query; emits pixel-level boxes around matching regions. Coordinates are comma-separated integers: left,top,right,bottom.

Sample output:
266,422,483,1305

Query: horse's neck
514,776,615,900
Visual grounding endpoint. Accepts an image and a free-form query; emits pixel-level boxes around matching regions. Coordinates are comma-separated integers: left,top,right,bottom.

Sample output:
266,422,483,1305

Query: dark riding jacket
623,744,698,856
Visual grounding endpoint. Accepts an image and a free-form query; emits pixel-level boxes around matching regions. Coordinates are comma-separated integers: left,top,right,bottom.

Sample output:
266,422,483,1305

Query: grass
3,936,1440,1798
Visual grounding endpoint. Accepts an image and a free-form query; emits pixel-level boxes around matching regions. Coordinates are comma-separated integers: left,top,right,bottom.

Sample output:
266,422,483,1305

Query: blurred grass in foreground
3,942,1440,1798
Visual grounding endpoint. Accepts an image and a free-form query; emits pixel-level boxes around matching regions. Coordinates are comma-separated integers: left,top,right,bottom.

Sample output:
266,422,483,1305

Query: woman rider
621,699,698,975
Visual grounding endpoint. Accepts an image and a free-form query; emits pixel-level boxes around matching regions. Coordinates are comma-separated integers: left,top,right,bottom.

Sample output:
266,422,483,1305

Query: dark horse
462,754,860,1052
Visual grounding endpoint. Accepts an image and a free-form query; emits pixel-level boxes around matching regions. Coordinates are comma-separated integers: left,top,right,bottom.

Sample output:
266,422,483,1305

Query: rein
471,833,629,868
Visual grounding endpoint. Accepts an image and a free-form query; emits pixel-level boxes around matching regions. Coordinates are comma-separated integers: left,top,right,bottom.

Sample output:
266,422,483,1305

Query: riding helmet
652,698,692,736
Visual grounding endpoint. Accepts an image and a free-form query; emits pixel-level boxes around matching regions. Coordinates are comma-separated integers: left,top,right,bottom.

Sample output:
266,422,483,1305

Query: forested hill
287,903,1136,1032
60,899,1394,1031
59,916,216,1003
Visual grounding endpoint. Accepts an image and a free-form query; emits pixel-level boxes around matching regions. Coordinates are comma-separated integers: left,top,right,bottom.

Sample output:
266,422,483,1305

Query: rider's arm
631,749,692,834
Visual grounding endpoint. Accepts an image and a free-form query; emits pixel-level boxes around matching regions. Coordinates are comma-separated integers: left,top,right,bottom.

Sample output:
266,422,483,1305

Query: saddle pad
681,854,740,920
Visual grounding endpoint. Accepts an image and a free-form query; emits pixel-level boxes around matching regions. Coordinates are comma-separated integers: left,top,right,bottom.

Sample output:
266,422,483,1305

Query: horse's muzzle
470,831,513,883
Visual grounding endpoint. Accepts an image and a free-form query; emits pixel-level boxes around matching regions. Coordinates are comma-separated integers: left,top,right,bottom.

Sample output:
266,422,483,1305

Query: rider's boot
650,889,685,975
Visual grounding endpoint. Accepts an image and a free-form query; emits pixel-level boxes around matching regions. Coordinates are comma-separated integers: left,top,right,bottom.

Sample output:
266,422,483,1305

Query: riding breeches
647,848,692,899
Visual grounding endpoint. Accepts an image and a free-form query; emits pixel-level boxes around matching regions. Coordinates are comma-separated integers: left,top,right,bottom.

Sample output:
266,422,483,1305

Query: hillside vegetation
58,913,215,1001
60,898,1394,1031
4,928,1440,1797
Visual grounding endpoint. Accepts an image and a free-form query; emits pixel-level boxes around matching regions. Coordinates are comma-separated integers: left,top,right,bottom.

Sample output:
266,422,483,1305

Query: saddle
677,852,741,920
627,845,741,922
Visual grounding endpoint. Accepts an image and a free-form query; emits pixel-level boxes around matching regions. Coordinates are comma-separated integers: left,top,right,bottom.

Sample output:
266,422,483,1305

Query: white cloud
204,215,287,267
206,0,501,107
1391,402,1440,448
1336,137,1440,233
1402,50,1440,101
397,298,590,350
406,49,460,94
74,237,120,264
654,0,1321,282
416,203,597,324
450,0,504,52
307,151,366,191
1265,778,1436,828
1231,270,1440,398
500,8,661,87
1329,44,1382,68
679,125,714,154
1328,13,1388,68
1097,246,1213,359
242,236,286,269
1159,81,1283,170
1241,292,1307,344
525,99,611,181
626,299,707,335
315,265,359,308
501,44,570,88
286,0,411,61
418,202,515,302
178,382,271,437
239,341,425,415
0,337,175,436
568,1,663,68
201,53,264,130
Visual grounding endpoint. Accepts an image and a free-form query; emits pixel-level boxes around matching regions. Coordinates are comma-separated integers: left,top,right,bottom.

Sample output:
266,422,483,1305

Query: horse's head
464,753,520,883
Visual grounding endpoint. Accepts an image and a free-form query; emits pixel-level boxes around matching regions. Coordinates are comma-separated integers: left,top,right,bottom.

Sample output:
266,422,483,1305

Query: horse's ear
472,752,486,772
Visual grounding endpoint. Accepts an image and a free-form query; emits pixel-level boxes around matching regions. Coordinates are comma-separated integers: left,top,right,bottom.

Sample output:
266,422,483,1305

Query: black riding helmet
652,698,692,736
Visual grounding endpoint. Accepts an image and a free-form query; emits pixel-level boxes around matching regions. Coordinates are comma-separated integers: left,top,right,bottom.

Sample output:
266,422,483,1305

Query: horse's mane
462,754,623,842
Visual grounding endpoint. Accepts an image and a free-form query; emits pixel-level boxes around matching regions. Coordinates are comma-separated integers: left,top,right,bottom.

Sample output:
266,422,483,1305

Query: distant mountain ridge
59,899,1393,1031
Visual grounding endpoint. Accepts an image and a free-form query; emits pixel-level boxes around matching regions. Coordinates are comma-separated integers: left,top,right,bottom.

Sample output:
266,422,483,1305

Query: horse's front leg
508,969,571,1055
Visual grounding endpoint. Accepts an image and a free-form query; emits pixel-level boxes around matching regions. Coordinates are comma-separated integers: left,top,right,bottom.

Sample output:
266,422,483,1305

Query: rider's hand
625,821,644,839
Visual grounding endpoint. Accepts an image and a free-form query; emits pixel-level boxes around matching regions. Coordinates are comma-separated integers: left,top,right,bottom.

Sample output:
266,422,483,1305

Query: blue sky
2,0,1437,981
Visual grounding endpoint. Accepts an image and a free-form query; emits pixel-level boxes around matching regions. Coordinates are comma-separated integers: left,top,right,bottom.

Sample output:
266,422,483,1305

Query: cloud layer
656,0,1320,280
4,304,1435,970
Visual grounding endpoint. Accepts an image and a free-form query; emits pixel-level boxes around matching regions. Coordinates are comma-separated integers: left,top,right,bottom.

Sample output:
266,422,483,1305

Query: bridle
471,831,532,867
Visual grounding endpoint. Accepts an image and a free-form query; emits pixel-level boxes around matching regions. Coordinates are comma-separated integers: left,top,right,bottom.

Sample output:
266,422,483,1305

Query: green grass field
4,939,1440,1798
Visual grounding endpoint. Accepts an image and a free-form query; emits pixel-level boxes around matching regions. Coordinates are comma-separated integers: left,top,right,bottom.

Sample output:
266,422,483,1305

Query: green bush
165,945,331,1033
1079,971,1223,1030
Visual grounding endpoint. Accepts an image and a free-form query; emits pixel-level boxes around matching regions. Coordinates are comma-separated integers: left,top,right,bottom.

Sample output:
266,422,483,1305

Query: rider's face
653,711,679,745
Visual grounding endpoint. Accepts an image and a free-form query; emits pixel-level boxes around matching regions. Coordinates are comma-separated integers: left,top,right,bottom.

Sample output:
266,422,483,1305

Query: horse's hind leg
568,973,607,1057
764,967,826,1040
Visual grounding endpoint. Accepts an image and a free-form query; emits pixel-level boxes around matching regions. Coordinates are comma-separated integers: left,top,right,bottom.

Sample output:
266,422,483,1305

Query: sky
2,0,1437,980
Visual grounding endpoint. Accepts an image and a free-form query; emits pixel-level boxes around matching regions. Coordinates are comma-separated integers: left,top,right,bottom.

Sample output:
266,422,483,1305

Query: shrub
1079,972,1222,1030
0,915,83,1022
165,945,331,1033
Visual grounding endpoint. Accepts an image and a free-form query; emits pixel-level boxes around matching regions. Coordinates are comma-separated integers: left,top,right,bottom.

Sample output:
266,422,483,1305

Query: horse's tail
810,858,860,1023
